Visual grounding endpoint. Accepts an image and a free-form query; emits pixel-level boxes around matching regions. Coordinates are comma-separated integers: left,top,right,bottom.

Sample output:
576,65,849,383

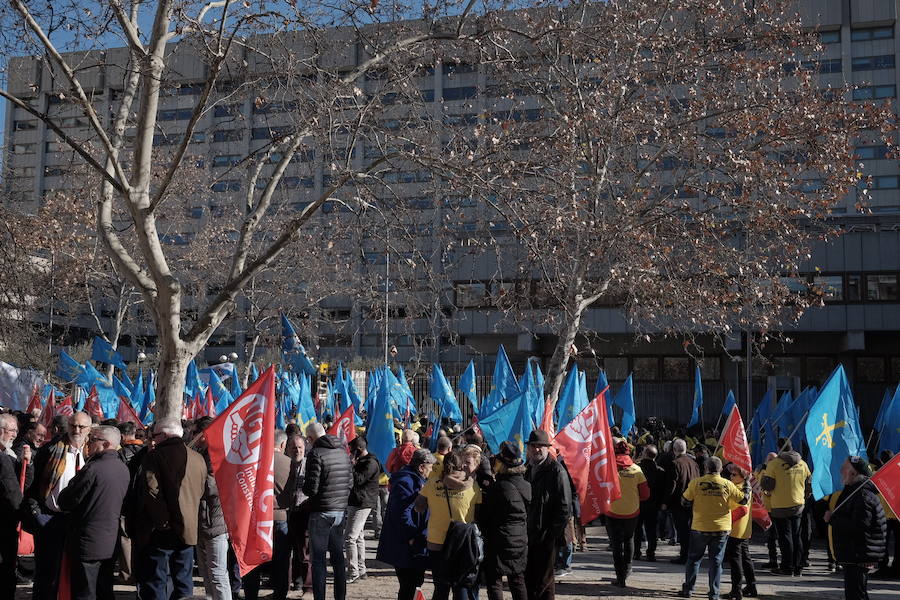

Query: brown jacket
139,436,208,546
273,452,292,522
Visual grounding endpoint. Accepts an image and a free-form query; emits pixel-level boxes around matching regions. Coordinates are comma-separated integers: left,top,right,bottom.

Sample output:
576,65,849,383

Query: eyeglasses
88,437,103,443
0,426,17,434
71,424,91,430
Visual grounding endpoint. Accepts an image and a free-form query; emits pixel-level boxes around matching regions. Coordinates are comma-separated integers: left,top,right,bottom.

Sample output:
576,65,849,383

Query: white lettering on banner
255,466,275,557
224,394,266,465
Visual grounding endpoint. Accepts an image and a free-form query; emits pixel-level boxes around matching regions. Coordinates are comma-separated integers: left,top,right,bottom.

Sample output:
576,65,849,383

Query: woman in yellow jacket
723,465,757,599
606,439,650,587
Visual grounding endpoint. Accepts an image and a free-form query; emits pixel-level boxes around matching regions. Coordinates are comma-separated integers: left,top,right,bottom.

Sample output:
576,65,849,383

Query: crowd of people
0,407,896,600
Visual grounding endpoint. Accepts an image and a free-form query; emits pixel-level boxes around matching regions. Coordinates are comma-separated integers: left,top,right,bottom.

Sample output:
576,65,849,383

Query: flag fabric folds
479,345,519,419
688,365,703,428
281,313,301,353
56,351,84,383
90,336,127,371
722,390,736,417
879,384,900,453
459,360,478,415
367,367,398,464
430,364,463,423
871,452,900,518
328,405,358,444
554,390,621,524
206,366,277,576
804,364,866,499
612,374,636,436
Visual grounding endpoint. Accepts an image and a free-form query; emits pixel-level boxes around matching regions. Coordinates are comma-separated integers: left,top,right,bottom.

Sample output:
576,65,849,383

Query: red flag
39,393,57,428
84,387,104,421
184,391,202,420
116,397,143,426
539,395,555,436
554,389,621,524
205,366,277,576
719,406,771,530
25,386,42,416
328,405,357,443
205,387,217,419
17,459,34,555
872,453,900,517
413,589,427,600
55,396,74,417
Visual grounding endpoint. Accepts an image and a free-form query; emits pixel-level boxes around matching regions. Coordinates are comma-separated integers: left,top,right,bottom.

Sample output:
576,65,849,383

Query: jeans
773,514,802,572
344,507,372,578
635,508,659,557
724,537,755,592
606,516,638,582
373,487,389,535
672,508,692,560
394,567,425,600
196,533,232,600
243,520,290,600
431,549,479,600
842,564,870,600
682,530,729,600
135,534,194,600
555,540,573,571
308,511,347,600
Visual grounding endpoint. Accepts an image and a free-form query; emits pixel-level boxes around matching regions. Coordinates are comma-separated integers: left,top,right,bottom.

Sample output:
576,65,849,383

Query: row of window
819,26,894,44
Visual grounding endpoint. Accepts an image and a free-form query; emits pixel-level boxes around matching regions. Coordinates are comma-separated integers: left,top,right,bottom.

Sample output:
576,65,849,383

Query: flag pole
384,252,390,366
777,410,810,453
829,477,875,516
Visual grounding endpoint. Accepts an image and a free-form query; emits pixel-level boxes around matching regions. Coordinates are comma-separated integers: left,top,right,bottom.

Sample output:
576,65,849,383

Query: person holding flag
760,437,811,577
824,456,887,600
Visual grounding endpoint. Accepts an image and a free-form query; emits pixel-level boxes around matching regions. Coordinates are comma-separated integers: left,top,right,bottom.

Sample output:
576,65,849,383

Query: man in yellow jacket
760,438,811,576
677,457,750,600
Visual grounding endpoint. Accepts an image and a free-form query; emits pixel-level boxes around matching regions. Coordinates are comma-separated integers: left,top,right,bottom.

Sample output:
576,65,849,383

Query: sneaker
676,590,691,598
826,562,835,573
722,592,743,600
770,566,792,576
612,577,626,587
792,569,802,577
359,573,368,580
633,551,642,560
347,574,361,584
741,584,757,598
646,552,656,562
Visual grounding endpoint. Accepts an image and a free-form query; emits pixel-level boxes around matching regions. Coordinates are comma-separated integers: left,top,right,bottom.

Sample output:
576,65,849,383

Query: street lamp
137,352,147,362
228,352,239,361
219,354,228,363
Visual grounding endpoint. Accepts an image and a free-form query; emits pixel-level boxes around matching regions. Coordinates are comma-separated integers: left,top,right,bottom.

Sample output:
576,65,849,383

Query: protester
525,429,572,600
244,429,293,600
678,457,750,599
284,433,310,594
723,464,757,600
345,436,382,584
430,434,453,481
761,438,811,576
416,449,482,600
635,443,666,561
479,440,531,600
193,416,232,600
376,448,435,600
26,410,91,600
0,412,26,598
116,421,143,465
132,417,208,600
825,456,887,600
386,429,420,474
606,438,650,587
664,438,700,564
57,425,130,600
303,422,352,600
13,421,47,458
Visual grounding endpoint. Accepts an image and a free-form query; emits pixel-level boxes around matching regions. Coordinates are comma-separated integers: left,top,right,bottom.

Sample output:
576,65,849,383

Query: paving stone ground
15,526,900,598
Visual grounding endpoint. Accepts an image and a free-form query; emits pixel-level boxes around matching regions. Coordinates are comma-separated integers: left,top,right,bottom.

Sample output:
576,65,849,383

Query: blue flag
91,336,127,371
805,364,866,499
57,350,85,382
771,390,794,437
510,388,535,455
477,394,520,453
479,345,520,418
430,364,463,423
77,361,110,391
556,365,586,432
230,369,244,399
459,360,478,414
130,370,146,421
208,369,235,414
185,360,204,399
113,375,132,400
613,374,636,436
368,367,398,464
722,390,736,417
879,384,900,454
396,365,417,417
281,313,301,352
687,365,703,428
875,387,894,434
594,370,613,426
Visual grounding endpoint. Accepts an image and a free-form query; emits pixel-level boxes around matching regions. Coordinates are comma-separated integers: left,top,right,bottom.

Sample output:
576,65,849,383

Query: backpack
439,488,484,587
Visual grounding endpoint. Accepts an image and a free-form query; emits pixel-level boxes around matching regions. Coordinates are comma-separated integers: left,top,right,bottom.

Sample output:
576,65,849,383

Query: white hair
0,413,17,429
155,417,183,438
93,425,122,449
401,429,420,445
673,439,687,456
274,429,288,447
306,422,326,440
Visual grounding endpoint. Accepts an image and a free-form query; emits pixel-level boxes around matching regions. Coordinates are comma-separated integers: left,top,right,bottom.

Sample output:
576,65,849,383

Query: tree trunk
153,341,191,421
543,307,585,409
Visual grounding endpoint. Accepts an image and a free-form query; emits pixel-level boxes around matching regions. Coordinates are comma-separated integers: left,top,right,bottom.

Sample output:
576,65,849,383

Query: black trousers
72,558,116,600
635,508,659,556
33,512,67,600
289,507,310,589
606,516,638,581
0,525,17,600
773,515,802,571
842,564,869,600
672,508,692,560
525,536,556,600
483,564,527,600
724,537,756,592
766,527,778,563
394,567,425,600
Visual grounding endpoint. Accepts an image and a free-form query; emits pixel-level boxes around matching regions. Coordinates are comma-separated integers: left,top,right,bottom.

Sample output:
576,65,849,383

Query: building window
818,30,841,44
851,26,894,41
866,274,898,300
604,358,629,381
812,275,843,301
212,129,243,142
213,103,241,117
12,143,35,154
210,180,240,192
891,357,900,382
856,357,886,383
454,282,488,307
818,59,843,74
871,176,899,189
443,87,477,101
805,357,833,382
773,356,802,378
158,108,194,121
846,273,862,301
854,145,890,160
13,120,36,131
212,154,242,168
852,85,896,100
662,357,691,381
851,55,895,71
697,357,721,380
632,357,659,381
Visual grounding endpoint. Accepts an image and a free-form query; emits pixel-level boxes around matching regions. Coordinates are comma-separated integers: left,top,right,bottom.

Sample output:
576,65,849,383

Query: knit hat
496,440,524,467
848,455,872,477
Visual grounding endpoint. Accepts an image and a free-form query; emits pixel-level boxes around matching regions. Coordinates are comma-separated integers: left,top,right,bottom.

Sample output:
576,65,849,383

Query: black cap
526,429,553,447
497,440,523,466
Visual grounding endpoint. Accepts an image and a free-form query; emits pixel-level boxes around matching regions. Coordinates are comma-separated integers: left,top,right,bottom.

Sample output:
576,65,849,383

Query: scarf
36,437,68,502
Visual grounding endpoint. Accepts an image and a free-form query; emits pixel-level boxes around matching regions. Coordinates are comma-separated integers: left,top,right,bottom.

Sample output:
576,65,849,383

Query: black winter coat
58,450,130,561
0,452,23,530
303,435,352,512
349,453,382,509
479,467,531,575
831,479,887,564
198,450,227,539
525,456,571,544
638,458,666,510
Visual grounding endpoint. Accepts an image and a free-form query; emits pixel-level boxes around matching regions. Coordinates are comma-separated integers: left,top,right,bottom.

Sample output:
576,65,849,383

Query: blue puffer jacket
376,465,429,570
